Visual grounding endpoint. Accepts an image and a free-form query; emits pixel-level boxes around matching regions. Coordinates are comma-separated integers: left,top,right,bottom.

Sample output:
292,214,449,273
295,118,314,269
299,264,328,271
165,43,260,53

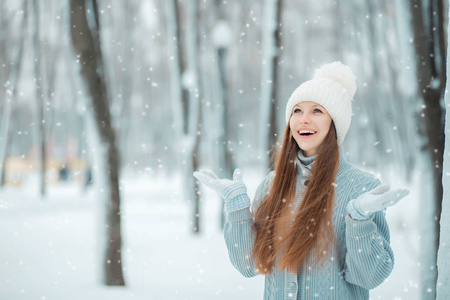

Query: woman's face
289,101,332,157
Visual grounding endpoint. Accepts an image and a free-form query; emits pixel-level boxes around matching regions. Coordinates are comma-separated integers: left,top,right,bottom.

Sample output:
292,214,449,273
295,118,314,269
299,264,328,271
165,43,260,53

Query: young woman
194,62,409,299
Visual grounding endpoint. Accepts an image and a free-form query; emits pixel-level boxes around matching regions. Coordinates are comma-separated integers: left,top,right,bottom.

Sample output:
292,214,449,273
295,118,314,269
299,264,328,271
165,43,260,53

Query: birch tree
69,0,125,285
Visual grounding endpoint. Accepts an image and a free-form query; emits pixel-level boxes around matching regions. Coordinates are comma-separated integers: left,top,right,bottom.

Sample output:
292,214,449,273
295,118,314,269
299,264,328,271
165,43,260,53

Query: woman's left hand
347,184,409,220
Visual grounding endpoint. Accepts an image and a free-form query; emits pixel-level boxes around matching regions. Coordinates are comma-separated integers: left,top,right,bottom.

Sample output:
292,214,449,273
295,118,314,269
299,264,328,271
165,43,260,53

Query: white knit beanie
285,61,356,146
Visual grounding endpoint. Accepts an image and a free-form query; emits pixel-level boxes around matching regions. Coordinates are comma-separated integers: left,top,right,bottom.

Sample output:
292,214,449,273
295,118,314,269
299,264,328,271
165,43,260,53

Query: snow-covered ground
0,170,421,300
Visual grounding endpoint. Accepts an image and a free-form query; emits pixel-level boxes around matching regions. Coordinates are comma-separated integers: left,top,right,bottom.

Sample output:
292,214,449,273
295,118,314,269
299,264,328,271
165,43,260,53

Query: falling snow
0,0,447,298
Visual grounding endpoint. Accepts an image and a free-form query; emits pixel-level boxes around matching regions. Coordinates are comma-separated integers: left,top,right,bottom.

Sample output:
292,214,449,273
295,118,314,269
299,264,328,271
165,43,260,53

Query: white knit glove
347,184,409,220
193,169,250,212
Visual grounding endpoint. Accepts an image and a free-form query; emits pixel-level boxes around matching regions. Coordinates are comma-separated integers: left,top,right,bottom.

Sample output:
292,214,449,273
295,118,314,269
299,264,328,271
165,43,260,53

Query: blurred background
0,0,447,299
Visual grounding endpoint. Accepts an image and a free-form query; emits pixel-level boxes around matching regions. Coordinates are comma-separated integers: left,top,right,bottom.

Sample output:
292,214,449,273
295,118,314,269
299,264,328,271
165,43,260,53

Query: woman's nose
299,114,311,124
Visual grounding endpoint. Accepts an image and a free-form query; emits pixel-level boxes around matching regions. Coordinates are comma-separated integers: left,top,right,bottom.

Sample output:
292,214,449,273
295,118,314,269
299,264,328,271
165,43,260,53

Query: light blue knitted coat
223,150,394,300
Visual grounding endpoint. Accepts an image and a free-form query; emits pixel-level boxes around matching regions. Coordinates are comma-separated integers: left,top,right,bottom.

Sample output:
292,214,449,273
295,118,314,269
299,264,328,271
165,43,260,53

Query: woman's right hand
193,169,250,211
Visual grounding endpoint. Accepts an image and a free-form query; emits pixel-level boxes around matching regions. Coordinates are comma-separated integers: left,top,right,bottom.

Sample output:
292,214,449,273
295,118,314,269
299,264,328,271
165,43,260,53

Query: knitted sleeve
223,172,273,278
343,177,395,290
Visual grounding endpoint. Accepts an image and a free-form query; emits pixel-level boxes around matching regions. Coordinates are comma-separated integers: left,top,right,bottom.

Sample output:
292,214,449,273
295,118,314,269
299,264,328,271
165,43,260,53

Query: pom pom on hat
314,61,356,99
285,61,356,146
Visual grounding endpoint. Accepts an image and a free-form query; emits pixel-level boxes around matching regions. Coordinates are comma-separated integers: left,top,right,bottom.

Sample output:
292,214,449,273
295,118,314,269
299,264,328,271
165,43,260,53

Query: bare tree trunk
69,0,125,286
212,0,233,228
408,0,446,297
260,0,282,170
437,3,450,298
41,1,61,150
0,0,27,187
167,0,190,136
167,0,202,233
166,0,185,138
29,0,46,196
185,0,203,233
167,0,197,232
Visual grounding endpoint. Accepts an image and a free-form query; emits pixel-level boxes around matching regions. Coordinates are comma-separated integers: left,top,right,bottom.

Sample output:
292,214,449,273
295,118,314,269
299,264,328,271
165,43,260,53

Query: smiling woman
193,62,409,300
290,102,332,157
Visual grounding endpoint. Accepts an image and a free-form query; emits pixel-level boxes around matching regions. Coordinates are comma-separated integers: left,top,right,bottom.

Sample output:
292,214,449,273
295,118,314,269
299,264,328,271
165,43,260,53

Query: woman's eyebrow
294,104,324,109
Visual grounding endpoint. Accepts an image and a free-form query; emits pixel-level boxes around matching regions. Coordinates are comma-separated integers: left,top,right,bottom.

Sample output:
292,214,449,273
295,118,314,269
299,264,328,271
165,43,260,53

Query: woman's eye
294,108,301,113
314,109,322,113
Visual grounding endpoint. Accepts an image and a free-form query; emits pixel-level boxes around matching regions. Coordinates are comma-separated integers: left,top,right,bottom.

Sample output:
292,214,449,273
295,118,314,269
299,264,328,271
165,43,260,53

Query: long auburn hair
251,121,340,274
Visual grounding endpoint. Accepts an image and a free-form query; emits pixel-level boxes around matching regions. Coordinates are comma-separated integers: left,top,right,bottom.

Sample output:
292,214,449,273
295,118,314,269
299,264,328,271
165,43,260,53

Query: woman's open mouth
298,130,317,138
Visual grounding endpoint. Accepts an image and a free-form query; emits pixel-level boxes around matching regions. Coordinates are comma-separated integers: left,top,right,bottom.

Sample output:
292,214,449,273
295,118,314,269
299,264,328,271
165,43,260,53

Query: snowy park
0,170,423,300
1,0,450,299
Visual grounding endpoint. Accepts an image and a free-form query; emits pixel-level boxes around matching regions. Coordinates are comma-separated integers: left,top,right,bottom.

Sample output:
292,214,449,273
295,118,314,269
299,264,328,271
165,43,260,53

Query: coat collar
295,147,352,178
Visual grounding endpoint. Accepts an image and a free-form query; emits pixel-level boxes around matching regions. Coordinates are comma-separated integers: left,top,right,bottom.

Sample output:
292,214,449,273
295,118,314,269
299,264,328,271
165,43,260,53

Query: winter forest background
1,0,450,299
